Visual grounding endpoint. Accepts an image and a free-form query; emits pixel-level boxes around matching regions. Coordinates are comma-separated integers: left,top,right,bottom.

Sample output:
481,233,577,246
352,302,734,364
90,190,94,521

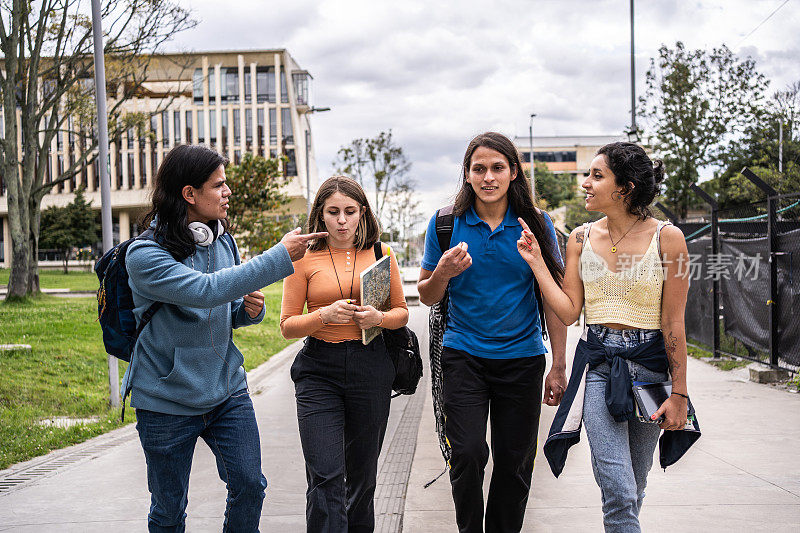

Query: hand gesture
542,366,567,406
320,299,358,325
281,227,329,261
516,217,543,265
243,290,265,319
353,305,384,330
435,241,472,280
652,394,688,431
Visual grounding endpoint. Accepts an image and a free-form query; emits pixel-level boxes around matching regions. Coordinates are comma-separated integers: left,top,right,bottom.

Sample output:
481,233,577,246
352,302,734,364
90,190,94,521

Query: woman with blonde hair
280,176,409,533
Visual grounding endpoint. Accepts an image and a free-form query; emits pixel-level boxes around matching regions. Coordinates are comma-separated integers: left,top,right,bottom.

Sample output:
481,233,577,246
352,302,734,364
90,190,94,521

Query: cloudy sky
171,0,799,219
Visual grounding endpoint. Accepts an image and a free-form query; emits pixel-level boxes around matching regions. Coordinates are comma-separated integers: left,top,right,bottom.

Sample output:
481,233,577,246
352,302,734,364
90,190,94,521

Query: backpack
425,205,550,487
372,243,423,398
95,229,163,363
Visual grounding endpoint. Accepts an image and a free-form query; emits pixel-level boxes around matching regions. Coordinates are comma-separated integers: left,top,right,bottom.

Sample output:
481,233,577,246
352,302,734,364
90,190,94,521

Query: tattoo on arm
575,230,584,245
665,331,681,373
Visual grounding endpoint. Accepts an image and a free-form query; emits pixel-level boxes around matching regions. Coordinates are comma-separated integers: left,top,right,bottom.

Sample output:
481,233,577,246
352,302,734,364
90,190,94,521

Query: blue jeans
583,324,668,533
290,336,395,533
135,391,267,533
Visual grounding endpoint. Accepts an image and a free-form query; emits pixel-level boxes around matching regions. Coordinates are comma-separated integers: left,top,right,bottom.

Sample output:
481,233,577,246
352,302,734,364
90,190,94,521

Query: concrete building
514,134,628,185
0,49,318,267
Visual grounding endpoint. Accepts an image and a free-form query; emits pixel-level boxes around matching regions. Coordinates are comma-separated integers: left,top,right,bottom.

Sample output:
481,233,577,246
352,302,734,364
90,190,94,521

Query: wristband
671,391,689,400
377,312,385,327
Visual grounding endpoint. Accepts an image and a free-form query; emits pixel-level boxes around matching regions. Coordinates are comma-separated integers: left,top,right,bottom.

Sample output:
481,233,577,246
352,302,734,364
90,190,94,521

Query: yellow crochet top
581,220,669,329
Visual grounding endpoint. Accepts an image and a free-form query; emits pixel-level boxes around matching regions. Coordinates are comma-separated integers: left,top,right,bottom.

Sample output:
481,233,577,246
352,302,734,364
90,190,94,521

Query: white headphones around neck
188,220,223,247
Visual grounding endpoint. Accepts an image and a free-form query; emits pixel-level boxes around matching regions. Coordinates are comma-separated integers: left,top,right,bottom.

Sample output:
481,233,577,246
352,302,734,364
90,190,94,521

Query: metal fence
666,178,800,371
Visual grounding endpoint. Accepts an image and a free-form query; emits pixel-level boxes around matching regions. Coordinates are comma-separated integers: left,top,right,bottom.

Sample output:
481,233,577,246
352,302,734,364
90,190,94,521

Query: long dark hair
596,142,665,220
141,144,229,261
455,132,564,284
306,175,381,251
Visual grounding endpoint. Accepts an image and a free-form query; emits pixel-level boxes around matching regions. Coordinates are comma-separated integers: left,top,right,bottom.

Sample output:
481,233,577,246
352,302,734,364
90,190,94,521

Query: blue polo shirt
421,205,561,359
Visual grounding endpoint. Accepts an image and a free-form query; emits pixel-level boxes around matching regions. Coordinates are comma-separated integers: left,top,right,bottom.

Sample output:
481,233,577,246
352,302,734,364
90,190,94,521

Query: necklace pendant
611,246,617,253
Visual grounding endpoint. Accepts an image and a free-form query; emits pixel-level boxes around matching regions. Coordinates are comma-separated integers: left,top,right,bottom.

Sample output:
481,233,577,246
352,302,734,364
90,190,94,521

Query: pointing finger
299,231,329,241
518,217,532,233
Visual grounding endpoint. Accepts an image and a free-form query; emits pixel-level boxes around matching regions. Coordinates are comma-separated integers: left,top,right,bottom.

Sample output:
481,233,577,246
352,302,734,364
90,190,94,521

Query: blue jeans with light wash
135,391,267,533
583,324,668,533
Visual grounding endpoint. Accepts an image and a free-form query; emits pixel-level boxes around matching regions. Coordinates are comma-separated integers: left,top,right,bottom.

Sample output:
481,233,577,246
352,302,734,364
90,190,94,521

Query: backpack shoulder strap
435,204,455,254
373,242,382,261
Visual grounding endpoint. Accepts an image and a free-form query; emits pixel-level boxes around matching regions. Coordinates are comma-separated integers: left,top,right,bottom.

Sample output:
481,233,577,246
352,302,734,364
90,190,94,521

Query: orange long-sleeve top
280,242,409,342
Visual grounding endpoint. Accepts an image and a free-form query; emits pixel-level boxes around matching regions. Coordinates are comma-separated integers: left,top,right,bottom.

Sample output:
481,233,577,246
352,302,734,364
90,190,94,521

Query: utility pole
91,0,118,407
304,106,330,220
529,113,536,198
629,0,636,136
779,121,783,173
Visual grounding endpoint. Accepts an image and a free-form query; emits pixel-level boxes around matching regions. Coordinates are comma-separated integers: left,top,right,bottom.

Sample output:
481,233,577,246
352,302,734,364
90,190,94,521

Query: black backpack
372,243,423,398
95,229,163,363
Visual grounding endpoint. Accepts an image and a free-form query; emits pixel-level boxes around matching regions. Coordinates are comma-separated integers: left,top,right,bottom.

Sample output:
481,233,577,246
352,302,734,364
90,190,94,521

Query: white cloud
177,0,800,220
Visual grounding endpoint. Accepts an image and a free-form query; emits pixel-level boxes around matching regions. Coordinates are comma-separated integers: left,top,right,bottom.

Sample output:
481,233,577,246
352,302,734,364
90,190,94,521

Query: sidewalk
404,321,800,532
1,306,799,531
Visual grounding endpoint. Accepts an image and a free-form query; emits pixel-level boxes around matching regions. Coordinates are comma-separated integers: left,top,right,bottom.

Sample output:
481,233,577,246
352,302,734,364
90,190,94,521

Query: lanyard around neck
327,245,357,301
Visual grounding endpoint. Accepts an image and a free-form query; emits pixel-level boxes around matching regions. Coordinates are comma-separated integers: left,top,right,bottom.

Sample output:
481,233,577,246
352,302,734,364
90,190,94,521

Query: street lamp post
304,106,330,220
529,113,536,198
627,0,639,143
91,0,119,407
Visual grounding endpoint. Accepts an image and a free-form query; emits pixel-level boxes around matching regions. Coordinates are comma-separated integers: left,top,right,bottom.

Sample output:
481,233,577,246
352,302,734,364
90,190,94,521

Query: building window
234,150,241,164
92,160,99,192
284,148,296,176
185,110,192,143
127,153,134,189
269,108,277,145
222,68,239,102
281,108,293,144
173,111,181,144
193,69,204,102
532,150,577,163
293,72,310,106
244,71,252,103
257,108,264,149
127,127,134,150
256,67,275,103
209,109,217,143
221,111,229,150
208,71,216,101
280,67,288,103
233,109,241,145
198,111,205,143
161,111,169,147
245,108,253,145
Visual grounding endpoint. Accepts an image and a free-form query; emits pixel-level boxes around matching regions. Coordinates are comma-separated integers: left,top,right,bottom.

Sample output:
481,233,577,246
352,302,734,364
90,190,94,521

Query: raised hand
320,299,358,325
280,227,329,261
517,217,543,265
435,241,472,280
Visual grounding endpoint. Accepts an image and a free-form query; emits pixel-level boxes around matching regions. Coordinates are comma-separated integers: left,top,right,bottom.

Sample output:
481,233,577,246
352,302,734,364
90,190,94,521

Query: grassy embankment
0,270,291,469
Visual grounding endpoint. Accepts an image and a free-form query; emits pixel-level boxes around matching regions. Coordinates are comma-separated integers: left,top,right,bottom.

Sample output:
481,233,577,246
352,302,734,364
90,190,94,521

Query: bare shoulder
569,225,586,246
659,224,688,253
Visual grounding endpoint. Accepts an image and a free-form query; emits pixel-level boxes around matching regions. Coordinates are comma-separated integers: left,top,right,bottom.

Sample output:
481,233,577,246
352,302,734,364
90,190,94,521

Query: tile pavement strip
0,424,138,495
374,377,428,532
0,339,303,498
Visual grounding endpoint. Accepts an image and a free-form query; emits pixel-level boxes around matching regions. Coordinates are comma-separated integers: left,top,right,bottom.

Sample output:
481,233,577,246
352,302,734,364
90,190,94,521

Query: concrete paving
1,304,799,532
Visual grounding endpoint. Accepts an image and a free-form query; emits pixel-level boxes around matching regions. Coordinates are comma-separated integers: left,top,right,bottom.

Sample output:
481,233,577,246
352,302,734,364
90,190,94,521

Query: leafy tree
225,153,293,255
1,0,195,299
333,130,411,223
385,178,425,261
526,161,576,210
39,187,98,273
640,41,769,218
707,82,800,209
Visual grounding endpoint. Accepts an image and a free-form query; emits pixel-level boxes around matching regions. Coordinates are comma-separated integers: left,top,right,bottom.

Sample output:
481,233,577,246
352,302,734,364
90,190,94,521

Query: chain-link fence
673,191,800,370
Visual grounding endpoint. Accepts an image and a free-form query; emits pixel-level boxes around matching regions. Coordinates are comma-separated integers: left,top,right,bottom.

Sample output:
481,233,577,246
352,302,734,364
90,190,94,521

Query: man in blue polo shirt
418,132,567,533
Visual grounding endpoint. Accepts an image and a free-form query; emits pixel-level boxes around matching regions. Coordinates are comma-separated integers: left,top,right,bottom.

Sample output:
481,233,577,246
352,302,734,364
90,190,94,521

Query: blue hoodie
122,224,294,415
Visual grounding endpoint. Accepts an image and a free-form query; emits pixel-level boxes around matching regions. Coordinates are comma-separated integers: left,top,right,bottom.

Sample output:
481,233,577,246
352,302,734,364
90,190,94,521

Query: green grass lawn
0,282,292,469
0,268,99,292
